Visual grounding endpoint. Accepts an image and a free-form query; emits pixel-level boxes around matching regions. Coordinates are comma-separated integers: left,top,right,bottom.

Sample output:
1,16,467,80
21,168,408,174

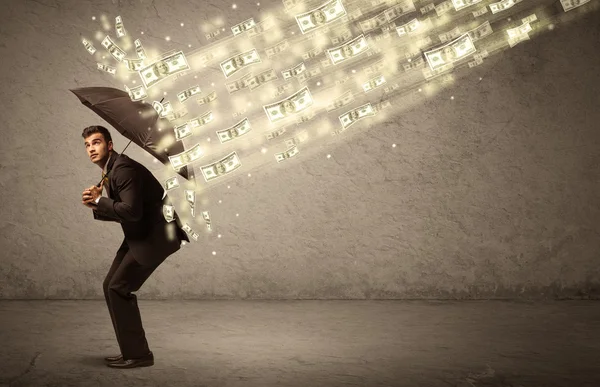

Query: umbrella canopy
70,86,195,183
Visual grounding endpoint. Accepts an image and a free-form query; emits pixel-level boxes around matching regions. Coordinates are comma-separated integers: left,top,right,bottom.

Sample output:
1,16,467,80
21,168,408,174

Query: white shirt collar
103,152,112,174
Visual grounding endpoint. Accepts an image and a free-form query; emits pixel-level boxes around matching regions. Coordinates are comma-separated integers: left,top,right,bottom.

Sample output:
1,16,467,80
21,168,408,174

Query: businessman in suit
81,125,190,369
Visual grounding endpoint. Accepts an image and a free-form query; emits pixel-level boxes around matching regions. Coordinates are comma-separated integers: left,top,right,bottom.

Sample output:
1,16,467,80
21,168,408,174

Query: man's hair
82,125,112,144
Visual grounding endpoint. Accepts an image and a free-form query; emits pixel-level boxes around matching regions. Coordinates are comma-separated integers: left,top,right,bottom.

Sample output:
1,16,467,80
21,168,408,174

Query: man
81,125,190,369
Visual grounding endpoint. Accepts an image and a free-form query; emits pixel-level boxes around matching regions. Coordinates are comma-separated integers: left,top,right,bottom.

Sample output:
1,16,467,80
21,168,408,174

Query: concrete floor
0,300,598,387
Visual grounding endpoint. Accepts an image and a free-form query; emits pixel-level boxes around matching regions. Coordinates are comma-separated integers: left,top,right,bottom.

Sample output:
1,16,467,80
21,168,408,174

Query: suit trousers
102,240,164,360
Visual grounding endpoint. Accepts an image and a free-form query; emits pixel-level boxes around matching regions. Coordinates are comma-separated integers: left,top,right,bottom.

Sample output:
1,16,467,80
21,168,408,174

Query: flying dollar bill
232,18,256,35
327,34,370,65
263,86,314,123
302,47,323,60
331,28,352,45
328,91,355,112
134,39,146,60
247,17,275,37
560,0,590,11
185,189,195,206
226,73,253,94
282,62,306,80
506,23,532,47
424,33,476,71
115,16,126,37
489,0,523,14
123,58,144,72
97,63,116,75
220,49,261,78
152,100,174,118
521,14,538,24
81,38,96,55
339,103,375,130
174,123,192,141
275,146,299,163
247,69,279,90
124,84,147,101
181,223,199,241
362,75,386,93
451,0,482,11
396,18,420,36
166,107,188,122
196,91,217,106
266,127,287,140
435,0,454,16
285,130,309,148
162,204,175,223
200,151,242,182
177,85,201,103
138,51,190,89
189,111,214,129
420,3,435,13
472,7,488,17
266,40,290,58
216,118,252,143
295,0,347,34
168,143,204,171
101,36,126,62
164,176,180,191
439,26,462,43
468,21,493,42
201,211,211,230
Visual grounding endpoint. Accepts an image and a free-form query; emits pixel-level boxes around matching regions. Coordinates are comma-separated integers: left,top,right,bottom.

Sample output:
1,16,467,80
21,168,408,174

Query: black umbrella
70,86,195,187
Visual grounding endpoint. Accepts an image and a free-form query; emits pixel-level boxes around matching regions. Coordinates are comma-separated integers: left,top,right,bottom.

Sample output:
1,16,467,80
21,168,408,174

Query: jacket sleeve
92,208,121,222
93,163,144,222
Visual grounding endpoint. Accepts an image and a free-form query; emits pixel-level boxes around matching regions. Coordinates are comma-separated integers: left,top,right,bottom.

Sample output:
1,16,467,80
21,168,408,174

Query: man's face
84,133,113,167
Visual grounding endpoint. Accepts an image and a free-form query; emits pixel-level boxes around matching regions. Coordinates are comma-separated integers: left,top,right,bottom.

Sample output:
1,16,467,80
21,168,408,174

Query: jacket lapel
105,151,120,198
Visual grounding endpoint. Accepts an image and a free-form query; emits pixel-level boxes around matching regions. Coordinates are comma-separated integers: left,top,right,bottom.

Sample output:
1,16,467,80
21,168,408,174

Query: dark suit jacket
92,151,190,266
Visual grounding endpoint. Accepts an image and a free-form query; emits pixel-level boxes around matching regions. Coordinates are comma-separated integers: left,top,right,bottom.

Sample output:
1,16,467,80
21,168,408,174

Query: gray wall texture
0,0,599,299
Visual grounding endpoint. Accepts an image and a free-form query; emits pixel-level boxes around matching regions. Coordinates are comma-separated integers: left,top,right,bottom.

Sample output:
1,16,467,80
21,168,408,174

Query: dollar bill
101,36,126,62
226,73,253,94
167,107,188,122
200,151,242,182
134,39,146,60
181,223,199,241
451,0,482,11
422,62,454,80
206,29,221,40
472,7,488,17
296,111,315,125
283,0,301,10
424,33,476,71
177,85,201,103
295,0,347,34
331,28,353,45
124,84,147,101
168,143,204,171
327,34,370,65
164,176,180,191
468,57,483,67
197,91,217,106
201,211,211,230
124,58,144,72
434,0,454,16
364,59,385,75
115,16,126,37
185,189,195,206
152,100,174,117
362,75,386,92
138,51,190,89
220,49,261,78
420,3,435,13
216,118,252,143
247,17,275,37
439,26,462,43
188,112,214,129
266,40,290,58
266,127,287,140
275,146,299,163
339,103,375,130
326,90,354,111
247,69,279,90
468,21,493,42
296,67,320,83
373,100,392,112
285,130,309,148
81,38,96,55
232,18,256,35
396,18,420,36
97,63,116,75
560,0,590,11
507,23,532,47
489,0,522,14
162,204,175,223
359,12,388,34
521,14,538,24
263,86,314,123
384,0,416,22
282,63,306,80
302,48,323,60
174,123,192,141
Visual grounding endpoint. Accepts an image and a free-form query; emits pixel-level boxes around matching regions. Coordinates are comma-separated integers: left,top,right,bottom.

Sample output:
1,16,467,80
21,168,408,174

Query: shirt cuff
94,196,101,204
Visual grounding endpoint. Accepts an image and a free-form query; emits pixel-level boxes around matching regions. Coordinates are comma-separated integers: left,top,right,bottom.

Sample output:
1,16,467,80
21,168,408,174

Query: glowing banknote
197,91,217,106
123,58,144,72
247,69,279,90
362,75,386,92
164,176,180,191
115,16,126,37
424,33,476,71
339,103,375,130
327,34,370,65
275,146,300,163
177,85,201,103
396,18,420,36
451,0,482,11
560,0,589,11
220,49,261,78
174,123,192,141
217,118,252,143
282,62,306,80
263,86,314,123
189,112,214,129
97,63,116,75
138,51,190,88
467,21,493,42
81,38,96,55
101,36,126,62
295,0,347,34
181,223,199,241
168,143,204,171
232,18,256,35
124,84,147,101
326,90,355,111
200,151,242,182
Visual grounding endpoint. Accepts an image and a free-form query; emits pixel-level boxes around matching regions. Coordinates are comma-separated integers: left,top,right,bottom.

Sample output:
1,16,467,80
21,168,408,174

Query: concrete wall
0,0,599,299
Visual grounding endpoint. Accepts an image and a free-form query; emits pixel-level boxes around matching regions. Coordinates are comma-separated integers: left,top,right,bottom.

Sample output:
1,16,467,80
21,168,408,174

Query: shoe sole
107,360,154,368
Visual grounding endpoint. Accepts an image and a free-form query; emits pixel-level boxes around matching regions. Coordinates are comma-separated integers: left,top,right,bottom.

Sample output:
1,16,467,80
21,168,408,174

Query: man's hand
82,181,104,208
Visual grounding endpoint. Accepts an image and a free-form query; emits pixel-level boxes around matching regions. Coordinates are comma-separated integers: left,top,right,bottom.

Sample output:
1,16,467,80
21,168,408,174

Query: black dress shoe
107,351,154,368
104,354,123,362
